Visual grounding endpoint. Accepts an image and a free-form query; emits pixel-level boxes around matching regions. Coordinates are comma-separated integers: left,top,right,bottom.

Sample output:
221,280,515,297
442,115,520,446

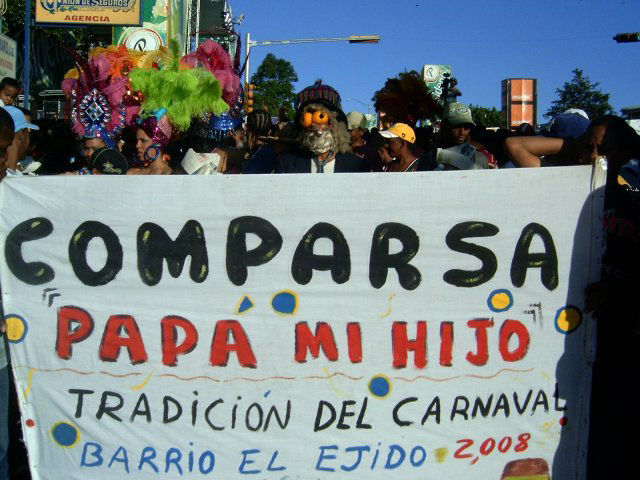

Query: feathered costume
372,71,442,126
62,39,232,160
129,39,229,133
181,39,243,141
62,50,128,148
181,39,241,108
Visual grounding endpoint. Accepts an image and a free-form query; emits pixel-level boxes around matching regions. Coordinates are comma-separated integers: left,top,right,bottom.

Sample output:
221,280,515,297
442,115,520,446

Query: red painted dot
559,416,568,426
25,419,35,428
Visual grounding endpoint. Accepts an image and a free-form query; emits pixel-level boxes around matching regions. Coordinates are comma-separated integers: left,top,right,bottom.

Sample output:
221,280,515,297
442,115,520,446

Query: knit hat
294,80,347,124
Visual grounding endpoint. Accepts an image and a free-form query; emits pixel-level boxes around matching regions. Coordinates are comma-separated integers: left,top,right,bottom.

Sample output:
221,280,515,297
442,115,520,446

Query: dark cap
90,147,129,175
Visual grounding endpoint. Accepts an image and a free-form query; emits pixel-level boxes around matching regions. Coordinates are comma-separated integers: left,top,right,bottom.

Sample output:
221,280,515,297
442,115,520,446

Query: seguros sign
36,0,141,26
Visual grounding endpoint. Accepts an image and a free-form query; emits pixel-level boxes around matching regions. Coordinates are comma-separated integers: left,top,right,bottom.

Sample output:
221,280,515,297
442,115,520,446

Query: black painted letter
226,216,282,286
4,217,54,285
69,221,122,286
292,222,350,284
369,223,420,290
443,221,499,287
137,220,208,286
511,223,558,290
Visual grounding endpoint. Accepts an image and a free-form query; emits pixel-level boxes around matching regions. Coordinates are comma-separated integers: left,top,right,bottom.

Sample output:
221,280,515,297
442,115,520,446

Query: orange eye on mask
312,110,329,125
301,109,330,128
301,112,313,128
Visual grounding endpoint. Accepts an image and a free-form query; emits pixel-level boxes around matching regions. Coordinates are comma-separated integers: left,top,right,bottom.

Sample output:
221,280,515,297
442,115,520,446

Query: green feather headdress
129,40,229,131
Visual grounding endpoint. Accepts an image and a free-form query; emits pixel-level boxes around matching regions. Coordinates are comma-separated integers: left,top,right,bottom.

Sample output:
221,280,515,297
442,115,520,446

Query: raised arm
504,136,564,167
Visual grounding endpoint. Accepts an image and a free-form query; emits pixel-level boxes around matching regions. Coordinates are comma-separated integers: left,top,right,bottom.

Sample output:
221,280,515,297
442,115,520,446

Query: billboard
501,78,537,129
0,33,17,79
114,0,186,52
35,0,142,27
422,64,452,99
0,169,604,479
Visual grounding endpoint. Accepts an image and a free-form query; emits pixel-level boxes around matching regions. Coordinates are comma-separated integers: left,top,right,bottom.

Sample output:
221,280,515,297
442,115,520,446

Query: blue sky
231,0,639,120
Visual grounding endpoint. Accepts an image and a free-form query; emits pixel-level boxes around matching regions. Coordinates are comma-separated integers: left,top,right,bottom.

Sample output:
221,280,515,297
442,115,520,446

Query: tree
250,53,298,118
469,104,502,127
546,68,614,119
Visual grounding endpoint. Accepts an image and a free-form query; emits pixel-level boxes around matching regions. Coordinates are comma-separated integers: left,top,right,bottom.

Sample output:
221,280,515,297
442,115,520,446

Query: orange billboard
511,104,534,126
501,78,537,129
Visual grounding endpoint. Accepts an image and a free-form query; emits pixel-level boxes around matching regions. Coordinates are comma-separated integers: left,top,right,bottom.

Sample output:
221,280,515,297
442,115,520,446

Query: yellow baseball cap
379,123,416,143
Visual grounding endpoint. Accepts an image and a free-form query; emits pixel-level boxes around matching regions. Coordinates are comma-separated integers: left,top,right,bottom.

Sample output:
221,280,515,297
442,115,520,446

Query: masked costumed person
276,80,367,173
62,44,167,169
127,40,229,174
62,51,128,168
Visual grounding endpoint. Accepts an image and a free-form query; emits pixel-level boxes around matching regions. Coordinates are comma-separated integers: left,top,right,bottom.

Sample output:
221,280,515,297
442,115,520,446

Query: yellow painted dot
434,448,448,463
491,292,511,310
556,307,581,333
5,316,27,342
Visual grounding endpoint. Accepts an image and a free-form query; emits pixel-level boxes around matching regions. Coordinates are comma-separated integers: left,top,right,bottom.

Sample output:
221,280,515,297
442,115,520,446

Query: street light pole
23,0,31,109
346,98,371,113
244,34,380,85
245,32,251,85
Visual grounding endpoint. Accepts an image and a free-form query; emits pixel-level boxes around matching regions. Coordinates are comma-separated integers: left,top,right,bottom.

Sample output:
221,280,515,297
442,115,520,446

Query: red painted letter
466,318,494,366
56,306,94,360
392,321,427,368
210,320,257,368
99,315,148,364
347,322,362,363
162,316,198,366
294,322,339,363
499,319,530,362
440,321,454,367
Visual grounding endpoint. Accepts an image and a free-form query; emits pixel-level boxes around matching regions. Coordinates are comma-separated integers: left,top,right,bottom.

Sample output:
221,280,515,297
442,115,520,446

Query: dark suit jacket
276,150,369,173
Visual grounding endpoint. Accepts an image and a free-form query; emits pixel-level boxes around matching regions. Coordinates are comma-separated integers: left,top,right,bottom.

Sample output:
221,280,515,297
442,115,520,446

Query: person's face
0,132,15,180
82,137,106,161
16,129,30,159
449,124,471,145
0,86,19,106
378,145,393,164
350,127,364,144
584,124,630,169
583,125,611,166
387,137,404,157
233,128,246,147
135,128,155,163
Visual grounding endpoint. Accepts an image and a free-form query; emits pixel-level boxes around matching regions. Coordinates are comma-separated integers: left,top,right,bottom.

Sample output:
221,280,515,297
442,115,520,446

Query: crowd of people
0,39,639,478
0,43,637,182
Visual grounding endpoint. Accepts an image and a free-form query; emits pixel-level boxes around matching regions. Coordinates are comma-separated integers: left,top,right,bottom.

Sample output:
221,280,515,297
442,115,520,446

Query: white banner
0,168,604,479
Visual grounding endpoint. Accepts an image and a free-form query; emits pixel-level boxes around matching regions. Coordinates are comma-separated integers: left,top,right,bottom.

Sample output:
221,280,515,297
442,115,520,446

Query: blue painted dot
238,296,254,313
52,422,78,447
272,291,297,315
369,376,391,398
